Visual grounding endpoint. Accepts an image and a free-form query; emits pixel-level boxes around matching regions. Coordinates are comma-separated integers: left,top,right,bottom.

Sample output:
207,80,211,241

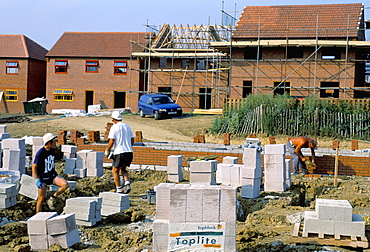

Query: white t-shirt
108,121,134,154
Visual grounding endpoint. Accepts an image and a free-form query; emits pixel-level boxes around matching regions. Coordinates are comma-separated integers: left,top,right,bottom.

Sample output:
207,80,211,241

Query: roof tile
0,35,48,61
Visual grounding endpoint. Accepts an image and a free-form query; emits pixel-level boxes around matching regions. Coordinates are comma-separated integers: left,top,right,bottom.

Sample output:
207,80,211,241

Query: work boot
47,197,56,210
123,181,131,194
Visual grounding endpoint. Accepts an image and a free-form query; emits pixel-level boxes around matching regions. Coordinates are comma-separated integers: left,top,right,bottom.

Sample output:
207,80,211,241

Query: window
244,47,262,60
114,61,127,75
182,60,189,69
273,81,291,96
6,61,19,74
55,60,68,73
5,90,18,101
159,57,167,68
287,47,304,59
53,89,73,101
322,48,341,60
85,60,99,73
196,60,205,70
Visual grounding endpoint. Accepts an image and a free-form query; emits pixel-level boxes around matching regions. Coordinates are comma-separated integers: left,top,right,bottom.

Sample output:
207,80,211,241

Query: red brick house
211,3,370,99
45,32,152,113
0,35,48,113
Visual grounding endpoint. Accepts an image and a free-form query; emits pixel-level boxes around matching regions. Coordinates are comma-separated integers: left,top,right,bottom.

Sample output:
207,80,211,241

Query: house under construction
133,3,370,113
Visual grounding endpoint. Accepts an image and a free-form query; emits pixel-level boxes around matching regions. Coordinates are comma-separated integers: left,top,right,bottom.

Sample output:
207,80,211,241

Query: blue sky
1,0,369,50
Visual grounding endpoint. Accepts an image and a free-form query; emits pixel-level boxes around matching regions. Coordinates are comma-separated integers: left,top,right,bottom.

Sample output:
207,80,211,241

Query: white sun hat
43,133,57,145
111,111,122,120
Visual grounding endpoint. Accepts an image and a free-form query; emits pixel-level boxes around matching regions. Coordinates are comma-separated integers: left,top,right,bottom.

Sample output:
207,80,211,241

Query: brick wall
77,143,370,177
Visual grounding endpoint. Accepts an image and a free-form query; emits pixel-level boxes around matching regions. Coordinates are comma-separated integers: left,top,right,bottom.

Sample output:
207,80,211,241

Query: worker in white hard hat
32,133,69,213
105,111,134,193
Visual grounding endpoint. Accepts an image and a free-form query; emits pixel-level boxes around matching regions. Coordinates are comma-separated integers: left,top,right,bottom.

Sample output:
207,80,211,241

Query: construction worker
32,133,69,213
105,111,134,193
287,136,317,175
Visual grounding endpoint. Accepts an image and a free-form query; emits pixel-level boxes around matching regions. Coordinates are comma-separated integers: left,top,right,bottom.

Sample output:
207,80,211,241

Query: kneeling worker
32,133,69,213
287,136,317,175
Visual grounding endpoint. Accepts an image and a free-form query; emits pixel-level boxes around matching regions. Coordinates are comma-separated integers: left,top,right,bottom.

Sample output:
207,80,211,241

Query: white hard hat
43,133,57,145
111,111,122,120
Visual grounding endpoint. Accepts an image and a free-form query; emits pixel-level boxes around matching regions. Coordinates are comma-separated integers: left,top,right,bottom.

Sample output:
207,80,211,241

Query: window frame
53,89,74,101
5,89,18,102
85,60,99,73
6,61,19,74
114,61,128,75
55,60,68,74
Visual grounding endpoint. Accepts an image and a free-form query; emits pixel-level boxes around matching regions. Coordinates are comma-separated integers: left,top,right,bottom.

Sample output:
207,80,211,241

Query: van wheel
154,111,160,120
139,109,145,118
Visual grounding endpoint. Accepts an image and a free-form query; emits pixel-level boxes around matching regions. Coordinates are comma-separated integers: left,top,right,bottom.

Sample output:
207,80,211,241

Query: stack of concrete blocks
0,125,10,140
189,160,217,185
0,183,17,208
302,199,365,239
216,156,242,186
241,147,263,198
167,155,183,182
62,144,77,160
18,174,38,200
27,212,79,250
63,197,102,226
99,191,130,216
31,136,44,161
2,138,26,174
153,183,237,251
264,144,287,192
285,158,292,188
75,150,104,178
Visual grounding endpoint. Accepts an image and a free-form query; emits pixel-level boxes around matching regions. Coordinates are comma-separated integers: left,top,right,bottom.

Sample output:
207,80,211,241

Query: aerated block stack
153,183,237,251
75,150,104,178
99,191,130,216
189,160,217,185
241,148,263,198
167,155,183,182
216,156,240,186
0,183,17,208
302,199,365,239
0,125,10,140
27,212,79,250
31,137,44,161
2,138,26,174
264,144,287,192
62,144,77,160
63,197,102,226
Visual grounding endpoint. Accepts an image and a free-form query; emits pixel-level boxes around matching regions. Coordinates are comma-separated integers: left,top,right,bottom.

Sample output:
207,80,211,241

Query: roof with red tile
233,3,364,40
46,32,153,58
0,35,48,61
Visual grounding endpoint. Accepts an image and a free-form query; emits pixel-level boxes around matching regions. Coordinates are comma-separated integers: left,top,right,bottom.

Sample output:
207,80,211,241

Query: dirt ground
1,113,370,252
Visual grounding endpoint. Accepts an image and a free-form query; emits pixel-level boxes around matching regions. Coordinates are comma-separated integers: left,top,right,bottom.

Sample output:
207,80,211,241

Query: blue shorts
112,152,133,169
41,173,58,185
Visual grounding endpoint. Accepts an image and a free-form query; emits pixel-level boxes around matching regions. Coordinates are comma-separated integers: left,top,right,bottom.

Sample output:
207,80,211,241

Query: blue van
138,94,182,120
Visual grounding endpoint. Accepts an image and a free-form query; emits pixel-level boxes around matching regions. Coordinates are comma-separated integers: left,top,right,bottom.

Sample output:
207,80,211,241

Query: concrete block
19,174,38,200
264,154,286,165
74,168,86,178
202,186,220,222
302,211,318,237
241,183,261,199
76,149,93,161
0,125,7,133
64,206,95,221
101,204,129,216
153,220,169,252
190,172,216,185
27,212,58,235
47,213,76,235
29,234,49,250
76,218,96,227
167,173,183,182
99,191,130,202
242,167,262,179
316,199,352,222
48,228,79,249
155,183,175,220
265,171,285,183
169,184,187,222
167,155,182,174
185,185,203,222
230,164,242,187
335,214,365,237
87,151,103,160
219,186,237,222
2,138,25,149
264,162,286,173
190,160,216,173
264,144,286,155
61,145,77,153
0,133,10,140
86,167,103,177
0,183,17,195
264,181,285,192
65,158,76,169
223,156,238,164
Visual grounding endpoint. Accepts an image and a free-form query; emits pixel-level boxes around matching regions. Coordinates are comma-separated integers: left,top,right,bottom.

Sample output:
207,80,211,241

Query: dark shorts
112,152,133,169
41,173,58,185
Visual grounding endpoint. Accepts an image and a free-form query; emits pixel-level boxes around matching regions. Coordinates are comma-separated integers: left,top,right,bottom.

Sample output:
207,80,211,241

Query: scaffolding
131,23,233,112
